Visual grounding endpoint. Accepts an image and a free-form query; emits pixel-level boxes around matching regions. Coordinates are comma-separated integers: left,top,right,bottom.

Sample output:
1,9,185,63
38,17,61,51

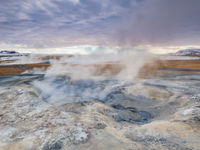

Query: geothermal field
0,50,200,150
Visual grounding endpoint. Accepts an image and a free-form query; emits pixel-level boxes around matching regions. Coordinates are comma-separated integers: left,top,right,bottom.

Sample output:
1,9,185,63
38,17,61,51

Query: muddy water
0,71,200,150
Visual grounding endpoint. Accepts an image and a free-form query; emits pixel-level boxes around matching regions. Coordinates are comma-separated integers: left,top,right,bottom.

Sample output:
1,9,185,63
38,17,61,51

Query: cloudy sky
0,0,200,54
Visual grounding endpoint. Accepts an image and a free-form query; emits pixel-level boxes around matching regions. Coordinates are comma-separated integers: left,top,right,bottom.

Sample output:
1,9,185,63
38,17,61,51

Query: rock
43,140,63,150
193,116,200,122
191,94,200,102
94,123,107,129
68,128,89,144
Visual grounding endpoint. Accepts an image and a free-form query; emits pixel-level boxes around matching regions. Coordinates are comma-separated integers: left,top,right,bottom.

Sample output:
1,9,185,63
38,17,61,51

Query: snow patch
182,108,195,115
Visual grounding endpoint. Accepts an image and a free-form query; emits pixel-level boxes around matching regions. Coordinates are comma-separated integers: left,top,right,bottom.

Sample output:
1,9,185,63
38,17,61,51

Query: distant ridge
0,50,19,54
0,51,29,62
0,50,29,57
174,49,200,56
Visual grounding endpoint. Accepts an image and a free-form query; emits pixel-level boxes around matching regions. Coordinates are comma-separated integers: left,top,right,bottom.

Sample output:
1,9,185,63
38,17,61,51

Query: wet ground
0,55,200,150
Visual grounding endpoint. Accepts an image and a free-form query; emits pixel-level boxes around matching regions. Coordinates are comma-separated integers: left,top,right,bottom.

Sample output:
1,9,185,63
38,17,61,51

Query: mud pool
0,71,200,149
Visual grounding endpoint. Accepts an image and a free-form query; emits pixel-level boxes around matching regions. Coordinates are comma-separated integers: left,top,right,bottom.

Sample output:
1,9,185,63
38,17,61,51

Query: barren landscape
1,0,200,149
0,50,200,150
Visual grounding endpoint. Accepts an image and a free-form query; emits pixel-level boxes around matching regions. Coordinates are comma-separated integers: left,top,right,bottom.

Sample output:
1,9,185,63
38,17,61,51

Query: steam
32,49,154,104
45,50,153,81
117,0,200,47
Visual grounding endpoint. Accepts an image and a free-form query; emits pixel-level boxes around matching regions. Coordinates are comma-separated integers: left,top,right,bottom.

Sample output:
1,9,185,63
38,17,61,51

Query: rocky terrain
0,50,200,150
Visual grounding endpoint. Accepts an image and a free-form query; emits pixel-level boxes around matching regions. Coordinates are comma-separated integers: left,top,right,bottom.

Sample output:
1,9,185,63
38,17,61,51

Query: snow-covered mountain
174,49,200,56
0,50,29,61
0,50,20,56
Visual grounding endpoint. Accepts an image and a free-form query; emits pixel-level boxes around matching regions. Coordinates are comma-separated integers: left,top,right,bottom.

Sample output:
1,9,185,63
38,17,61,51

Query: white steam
31,50,154,104
45,50,153,81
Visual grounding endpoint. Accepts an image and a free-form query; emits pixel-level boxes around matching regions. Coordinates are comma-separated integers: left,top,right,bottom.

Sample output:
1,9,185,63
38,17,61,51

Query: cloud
0,0,200,52
68,0,79,4
0,0,136,49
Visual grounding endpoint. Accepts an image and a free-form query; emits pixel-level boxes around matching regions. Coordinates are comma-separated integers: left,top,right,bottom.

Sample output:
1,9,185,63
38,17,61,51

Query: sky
0,0,200,54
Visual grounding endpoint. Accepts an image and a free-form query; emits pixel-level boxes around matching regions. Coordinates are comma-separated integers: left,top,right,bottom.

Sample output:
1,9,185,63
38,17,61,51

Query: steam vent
0,49,199,150
0,0,200,149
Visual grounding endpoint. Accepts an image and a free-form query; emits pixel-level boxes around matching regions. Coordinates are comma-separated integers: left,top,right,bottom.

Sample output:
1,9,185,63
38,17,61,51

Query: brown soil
0,57,200,77
0,63,50,76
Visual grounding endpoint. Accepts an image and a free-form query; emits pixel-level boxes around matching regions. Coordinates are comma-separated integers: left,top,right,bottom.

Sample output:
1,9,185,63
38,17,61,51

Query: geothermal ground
0,52,200,150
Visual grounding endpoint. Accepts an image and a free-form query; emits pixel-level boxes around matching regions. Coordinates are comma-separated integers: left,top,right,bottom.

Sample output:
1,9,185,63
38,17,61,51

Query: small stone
43,140,63,150
94,123,107,129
